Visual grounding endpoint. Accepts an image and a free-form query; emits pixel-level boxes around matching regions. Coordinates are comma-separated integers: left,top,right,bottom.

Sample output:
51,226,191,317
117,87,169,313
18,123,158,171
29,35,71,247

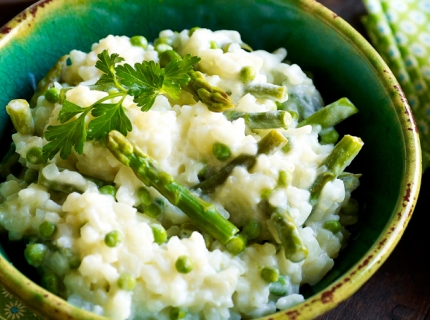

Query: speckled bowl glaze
0,0,422,319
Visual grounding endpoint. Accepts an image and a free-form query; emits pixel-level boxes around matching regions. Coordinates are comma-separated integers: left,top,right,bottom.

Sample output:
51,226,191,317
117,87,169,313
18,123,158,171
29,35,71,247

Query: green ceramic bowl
0,0,422,319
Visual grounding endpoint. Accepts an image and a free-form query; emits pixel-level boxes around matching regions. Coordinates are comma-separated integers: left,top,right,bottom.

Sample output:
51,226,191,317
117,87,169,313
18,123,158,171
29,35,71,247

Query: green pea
212,142,231,161
239,66,256,83
130,35,148,49
26,146,43,164
99,185,116,198
154,37,173,46
41,271,59,295
323,220,342,234
188,27,200,36
175,255,193,274
159,50,181,68
269,275,288,296
24,243,47,267
104,230,122,247
242,219,262,240
342,198,359,216
320,127,339,145
61,248,81,269
145,200,164,218
39,221,57,240
44,87,60,104
117,273,136,291
137,186,152,206
151,224,167,244
170,307,187,320
261,267,279,283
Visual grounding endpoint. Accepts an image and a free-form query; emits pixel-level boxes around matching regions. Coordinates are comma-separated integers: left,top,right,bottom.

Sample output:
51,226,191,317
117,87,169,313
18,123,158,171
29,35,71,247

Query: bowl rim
0,0,422,319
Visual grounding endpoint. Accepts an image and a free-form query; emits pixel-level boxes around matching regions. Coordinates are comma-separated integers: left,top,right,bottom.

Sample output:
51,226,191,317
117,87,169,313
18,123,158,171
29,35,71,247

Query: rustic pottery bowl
0,0,421,319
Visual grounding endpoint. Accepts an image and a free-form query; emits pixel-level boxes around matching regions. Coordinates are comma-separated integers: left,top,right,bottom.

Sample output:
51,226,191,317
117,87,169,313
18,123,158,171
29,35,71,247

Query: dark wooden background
1,1,430,319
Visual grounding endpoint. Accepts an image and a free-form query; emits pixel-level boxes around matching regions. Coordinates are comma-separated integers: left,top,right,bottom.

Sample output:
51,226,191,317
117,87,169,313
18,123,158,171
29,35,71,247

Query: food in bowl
0,27,363,319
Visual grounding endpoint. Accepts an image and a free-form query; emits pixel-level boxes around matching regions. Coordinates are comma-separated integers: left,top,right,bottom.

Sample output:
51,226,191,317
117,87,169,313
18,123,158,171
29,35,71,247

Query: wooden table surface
1,1,430,320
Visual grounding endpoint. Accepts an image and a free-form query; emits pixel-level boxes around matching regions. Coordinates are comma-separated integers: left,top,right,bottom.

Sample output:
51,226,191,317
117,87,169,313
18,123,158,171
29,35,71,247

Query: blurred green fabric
363,0,430,170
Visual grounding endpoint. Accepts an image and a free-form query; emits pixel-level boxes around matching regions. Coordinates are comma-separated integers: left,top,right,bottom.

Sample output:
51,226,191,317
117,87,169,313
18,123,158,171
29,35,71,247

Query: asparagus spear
106,130,243,252
29,55,68,108
223,110,293,130
6,99,34,135
245,83,288,102
0,142,20,179
183,70,235,112
309,135,363,206
297,97,358,129
260,200,308,263
193,130,288,193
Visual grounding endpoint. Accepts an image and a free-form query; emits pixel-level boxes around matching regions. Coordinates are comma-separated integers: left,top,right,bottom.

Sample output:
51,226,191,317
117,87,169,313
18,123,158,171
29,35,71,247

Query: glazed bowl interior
0,0,421,319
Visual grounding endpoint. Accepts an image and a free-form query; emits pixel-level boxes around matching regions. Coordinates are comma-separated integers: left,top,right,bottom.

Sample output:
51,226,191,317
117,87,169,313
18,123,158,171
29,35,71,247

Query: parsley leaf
95,50,125,87
43,114,87,160
57,100,88,123
87,99,132,141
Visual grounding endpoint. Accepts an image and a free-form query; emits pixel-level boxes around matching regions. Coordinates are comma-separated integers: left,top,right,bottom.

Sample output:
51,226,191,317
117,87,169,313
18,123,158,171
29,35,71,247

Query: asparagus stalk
6,99,34,135
223,110,293,130
245,83,288,102
193,130,288,193
183,70,235,112
106,130,243,252
0,142,20,179
260,200,308,262
309,135,363,205
29,55,68,108
297,97,358,129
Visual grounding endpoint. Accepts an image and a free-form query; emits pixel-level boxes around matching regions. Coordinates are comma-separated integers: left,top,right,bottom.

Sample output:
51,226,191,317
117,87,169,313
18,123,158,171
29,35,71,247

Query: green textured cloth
363,0,430,170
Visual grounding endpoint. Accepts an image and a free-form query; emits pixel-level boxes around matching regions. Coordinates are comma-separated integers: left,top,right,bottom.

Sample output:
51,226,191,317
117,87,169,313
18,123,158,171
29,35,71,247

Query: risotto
0,28,363,320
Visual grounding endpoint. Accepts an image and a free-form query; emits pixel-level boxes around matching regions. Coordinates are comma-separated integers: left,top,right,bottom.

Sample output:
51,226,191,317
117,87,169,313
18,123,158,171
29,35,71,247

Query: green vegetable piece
341,198,359,216
320,127,339,145
175,255,193,273
99,185,116,198
309,135,364,205
154,37,173,47
145,200,164,218
277,170,289,188
281,139,293,154
45,87,61,104
212,142,231,161
26,146,44,165
223,110,292,130
24,168,39,184
269,275,288,296
265,205,308,263
261,267,279,283
104,230,122,247
151,224,167,244
106,131,240,250
24,243,47,267
117,273,136,291
245,84,288,102
159,50,182,68
242,219,262,240
29,55,68,108
0,143,20,178
6,99,34,135
239,66,256,83
297,97,358,129
194,130,287,193
41,271,59,295
170,307,187,320
188,27,200,36
137,186,152,206
323,220,342,233
130,35,148,49
210,41,218,49
182,70,235,112
224,234,247,256
155,43,173,53
39,221,57,240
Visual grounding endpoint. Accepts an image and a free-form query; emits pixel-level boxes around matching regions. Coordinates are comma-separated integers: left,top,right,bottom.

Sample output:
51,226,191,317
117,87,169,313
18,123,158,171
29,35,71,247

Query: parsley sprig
42,50,200,160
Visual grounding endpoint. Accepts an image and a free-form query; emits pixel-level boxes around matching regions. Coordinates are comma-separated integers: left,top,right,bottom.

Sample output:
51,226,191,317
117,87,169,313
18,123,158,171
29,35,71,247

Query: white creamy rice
0,28,360,320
